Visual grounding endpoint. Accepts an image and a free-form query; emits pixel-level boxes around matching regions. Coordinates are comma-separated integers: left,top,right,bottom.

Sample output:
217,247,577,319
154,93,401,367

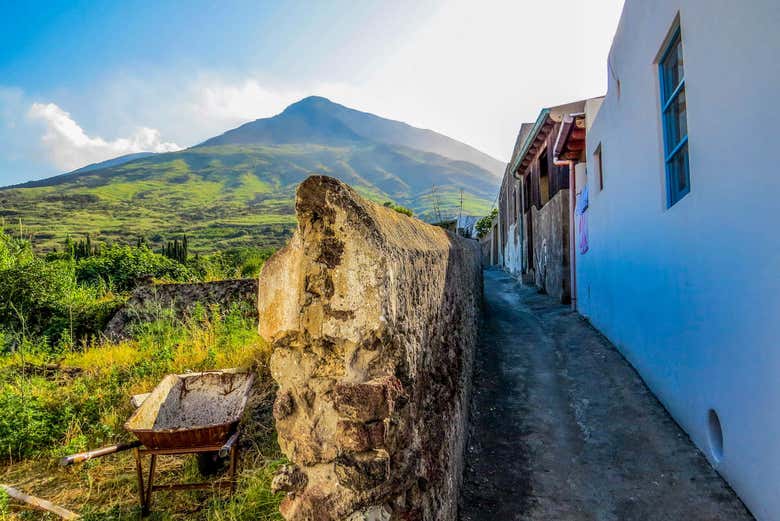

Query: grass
0,306,285,520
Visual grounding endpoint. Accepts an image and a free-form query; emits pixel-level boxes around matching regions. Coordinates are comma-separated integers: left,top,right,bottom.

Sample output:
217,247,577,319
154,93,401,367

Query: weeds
0,228,284,519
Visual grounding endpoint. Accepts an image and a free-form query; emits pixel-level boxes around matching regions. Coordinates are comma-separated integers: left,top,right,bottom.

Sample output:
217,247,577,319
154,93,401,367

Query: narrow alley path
459,269,753,521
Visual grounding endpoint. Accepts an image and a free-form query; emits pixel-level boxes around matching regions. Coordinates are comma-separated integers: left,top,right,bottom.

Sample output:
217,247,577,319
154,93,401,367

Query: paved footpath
459,268,753,521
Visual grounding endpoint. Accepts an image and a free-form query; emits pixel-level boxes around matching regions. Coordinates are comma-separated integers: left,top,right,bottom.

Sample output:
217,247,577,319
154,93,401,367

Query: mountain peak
199,97,504,177
278,96,342,121
283,95,334,110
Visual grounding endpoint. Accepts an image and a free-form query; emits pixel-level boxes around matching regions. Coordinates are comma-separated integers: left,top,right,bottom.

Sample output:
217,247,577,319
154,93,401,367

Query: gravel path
459,268,753,521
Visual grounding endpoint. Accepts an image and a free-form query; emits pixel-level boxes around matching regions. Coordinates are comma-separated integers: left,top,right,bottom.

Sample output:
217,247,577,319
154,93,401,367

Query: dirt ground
459,269,753,521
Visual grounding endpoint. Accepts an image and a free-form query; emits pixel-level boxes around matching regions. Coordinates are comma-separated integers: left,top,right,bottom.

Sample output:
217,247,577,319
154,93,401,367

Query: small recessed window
659,25,690,207
594,143,604,191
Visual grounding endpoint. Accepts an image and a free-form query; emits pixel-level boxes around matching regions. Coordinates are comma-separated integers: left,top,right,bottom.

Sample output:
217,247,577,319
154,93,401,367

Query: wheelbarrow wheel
197,451,228,476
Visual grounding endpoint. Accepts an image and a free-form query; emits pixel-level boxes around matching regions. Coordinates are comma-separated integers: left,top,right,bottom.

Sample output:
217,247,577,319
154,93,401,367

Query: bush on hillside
188,246,275,280
76,244,195,292
0,258,121,348
0,228,274,350
0,229,34,270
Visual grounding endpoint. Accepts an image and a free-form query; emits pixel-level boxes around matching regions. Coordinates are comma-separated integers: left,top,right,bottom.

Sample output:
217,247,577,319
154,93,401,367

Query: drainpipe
512,169,524,274
553,157,576,310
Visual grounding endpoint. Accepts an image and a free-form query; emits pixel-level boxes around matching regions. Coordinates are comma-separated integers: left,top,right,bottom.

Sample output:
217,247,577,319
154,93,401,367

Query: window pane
667,142,690,204
661,33,684,101
664,87,687,151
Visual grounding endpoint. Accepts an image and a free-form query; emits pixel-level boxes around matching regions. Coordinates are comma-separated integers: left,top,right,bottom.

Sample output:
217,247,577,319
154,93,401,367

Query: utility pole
457,189,464,236
430,185,443,223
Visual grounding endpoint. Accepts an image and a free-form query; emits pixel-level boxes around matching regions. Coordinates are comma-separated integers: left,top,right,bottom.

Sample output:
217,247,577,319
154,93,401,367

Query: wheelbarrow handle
219,431,240,458
59,440,142,466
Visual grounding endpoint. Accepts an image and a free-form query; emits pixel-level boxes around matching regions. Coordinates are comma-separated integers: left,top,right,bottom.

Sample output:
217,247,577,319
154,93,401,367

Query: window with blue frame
659,27,689,207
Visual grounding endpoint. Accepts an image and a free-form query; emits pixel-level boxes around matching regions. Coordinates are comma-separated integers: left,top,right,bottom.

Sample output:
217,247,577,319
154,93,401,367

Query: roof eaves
553,111,587,160
511,108,550,178
553,115,574,159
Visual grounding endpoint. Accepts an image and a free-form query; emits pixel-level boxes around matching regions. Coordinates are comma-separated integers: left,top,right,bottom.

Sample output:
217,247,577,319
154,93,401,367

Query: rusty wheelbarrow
61,369,255,516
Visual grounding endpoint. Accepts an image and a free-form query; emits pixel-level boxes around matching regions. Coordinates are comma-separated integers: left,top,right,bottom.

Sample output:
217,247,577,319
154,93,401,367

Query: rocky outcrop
104,279,257,340
258,176,482,520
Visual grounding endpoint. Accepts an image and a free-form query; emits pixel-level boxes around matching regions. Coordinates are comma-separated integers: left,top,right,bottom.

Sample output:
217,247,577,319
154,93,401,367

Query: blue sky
0,0,624,185
1,1,429,88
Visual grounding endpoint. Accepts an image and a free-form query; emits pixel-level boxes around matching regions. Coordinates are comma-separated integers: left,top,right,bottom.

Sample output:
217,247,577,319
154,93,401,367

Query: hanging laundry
576,184,589,254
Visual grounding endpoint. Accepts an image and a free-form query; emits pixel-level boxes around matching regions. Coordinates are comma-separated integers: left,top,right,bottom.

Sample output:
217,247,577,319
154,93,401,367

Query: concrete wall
104,279,257,340
578,1,780,519
532,189,570,303
258,176,482,521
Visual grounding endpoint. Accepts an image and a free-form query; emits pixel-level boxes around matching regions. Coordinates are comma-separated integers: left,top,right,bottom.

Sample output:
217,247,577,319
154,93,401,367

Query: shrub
0,229,34,270
0,257,121,347
0,258,74,338
0,382,65,460
76,244,195,291
189,247,275,280
475,208,498,239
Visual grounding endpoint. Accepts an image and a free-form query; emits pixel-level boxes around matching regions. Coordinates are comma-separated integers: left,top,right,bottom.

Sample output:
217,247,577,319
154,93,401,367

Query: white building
577,1,780,519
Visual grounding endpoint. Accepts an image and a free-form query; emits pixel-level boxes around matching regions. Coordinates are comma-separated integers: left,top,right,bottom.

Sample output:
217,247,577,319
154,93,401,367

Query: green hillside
0,144,496,252
0,97,501,253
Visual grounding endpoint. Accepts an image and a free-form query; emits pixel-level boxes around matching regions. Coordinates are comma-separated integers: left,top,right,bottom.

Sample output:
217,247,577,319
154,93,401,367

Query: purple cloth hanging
576,184,589,254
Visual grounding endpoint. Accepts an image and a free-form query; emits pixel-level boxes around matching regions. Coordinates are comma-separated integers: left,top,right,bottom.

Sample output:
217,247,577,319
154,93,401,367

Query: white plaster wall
577,1,780,519
503,222,523,275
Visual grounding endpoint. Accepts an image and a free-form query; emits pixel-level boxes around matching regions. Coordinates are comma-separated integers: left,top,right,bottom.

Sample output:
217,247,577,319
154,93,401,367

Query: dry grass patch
0,308,284,520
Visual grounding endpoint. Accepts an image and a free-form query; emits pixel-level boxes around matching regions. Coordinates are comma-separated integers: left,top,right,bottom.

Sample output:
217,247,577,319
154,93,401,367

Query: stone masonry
104,279,257,340
257,176,482,520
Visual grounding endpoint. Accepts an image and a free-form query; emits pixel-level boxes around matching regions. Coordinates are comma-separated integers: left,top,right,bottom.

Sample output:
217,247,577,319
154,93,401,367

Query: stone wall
258,176,482,521
531,189,570,303
480,233,492,265
104,279,257,340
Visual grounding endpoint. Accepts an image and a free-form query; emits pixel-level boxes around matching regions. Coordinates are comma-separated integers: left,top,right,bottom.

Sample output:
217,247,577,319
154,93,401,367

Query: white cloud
194,79,299,124
189,77,369,123
27,102,181,171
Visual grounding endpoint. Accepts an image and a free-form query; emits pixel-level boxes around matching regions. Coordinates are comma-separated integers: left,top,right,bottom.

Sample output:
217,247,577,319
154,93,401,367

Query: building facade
577,1,780,519
494,101,601,304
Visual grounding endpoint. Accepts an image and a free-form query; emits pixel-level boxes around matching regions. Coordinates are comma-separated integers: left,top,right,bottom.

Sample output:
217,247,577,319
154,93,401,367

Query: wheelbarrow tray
124,370,254,450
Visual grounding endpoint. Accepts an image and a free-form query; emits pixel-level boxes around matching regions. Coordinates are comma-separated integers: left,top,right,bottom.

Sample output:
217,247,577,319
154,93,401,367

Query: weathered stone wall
480,233,492,265
104,279,257,340
531,189,570,303
258,176,482,521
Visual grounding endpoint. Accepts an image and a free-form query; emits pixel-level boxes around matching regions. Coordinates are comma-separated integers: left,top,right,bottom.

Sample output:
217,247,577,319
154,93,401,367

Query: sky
0,0,625,186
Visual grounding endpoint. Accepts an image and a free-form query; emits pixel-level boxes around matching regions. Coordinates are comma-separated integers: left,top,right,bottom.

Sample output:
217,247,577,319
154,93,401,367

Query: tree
71,234,99,260
161,234,189,264
475,208,498,239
